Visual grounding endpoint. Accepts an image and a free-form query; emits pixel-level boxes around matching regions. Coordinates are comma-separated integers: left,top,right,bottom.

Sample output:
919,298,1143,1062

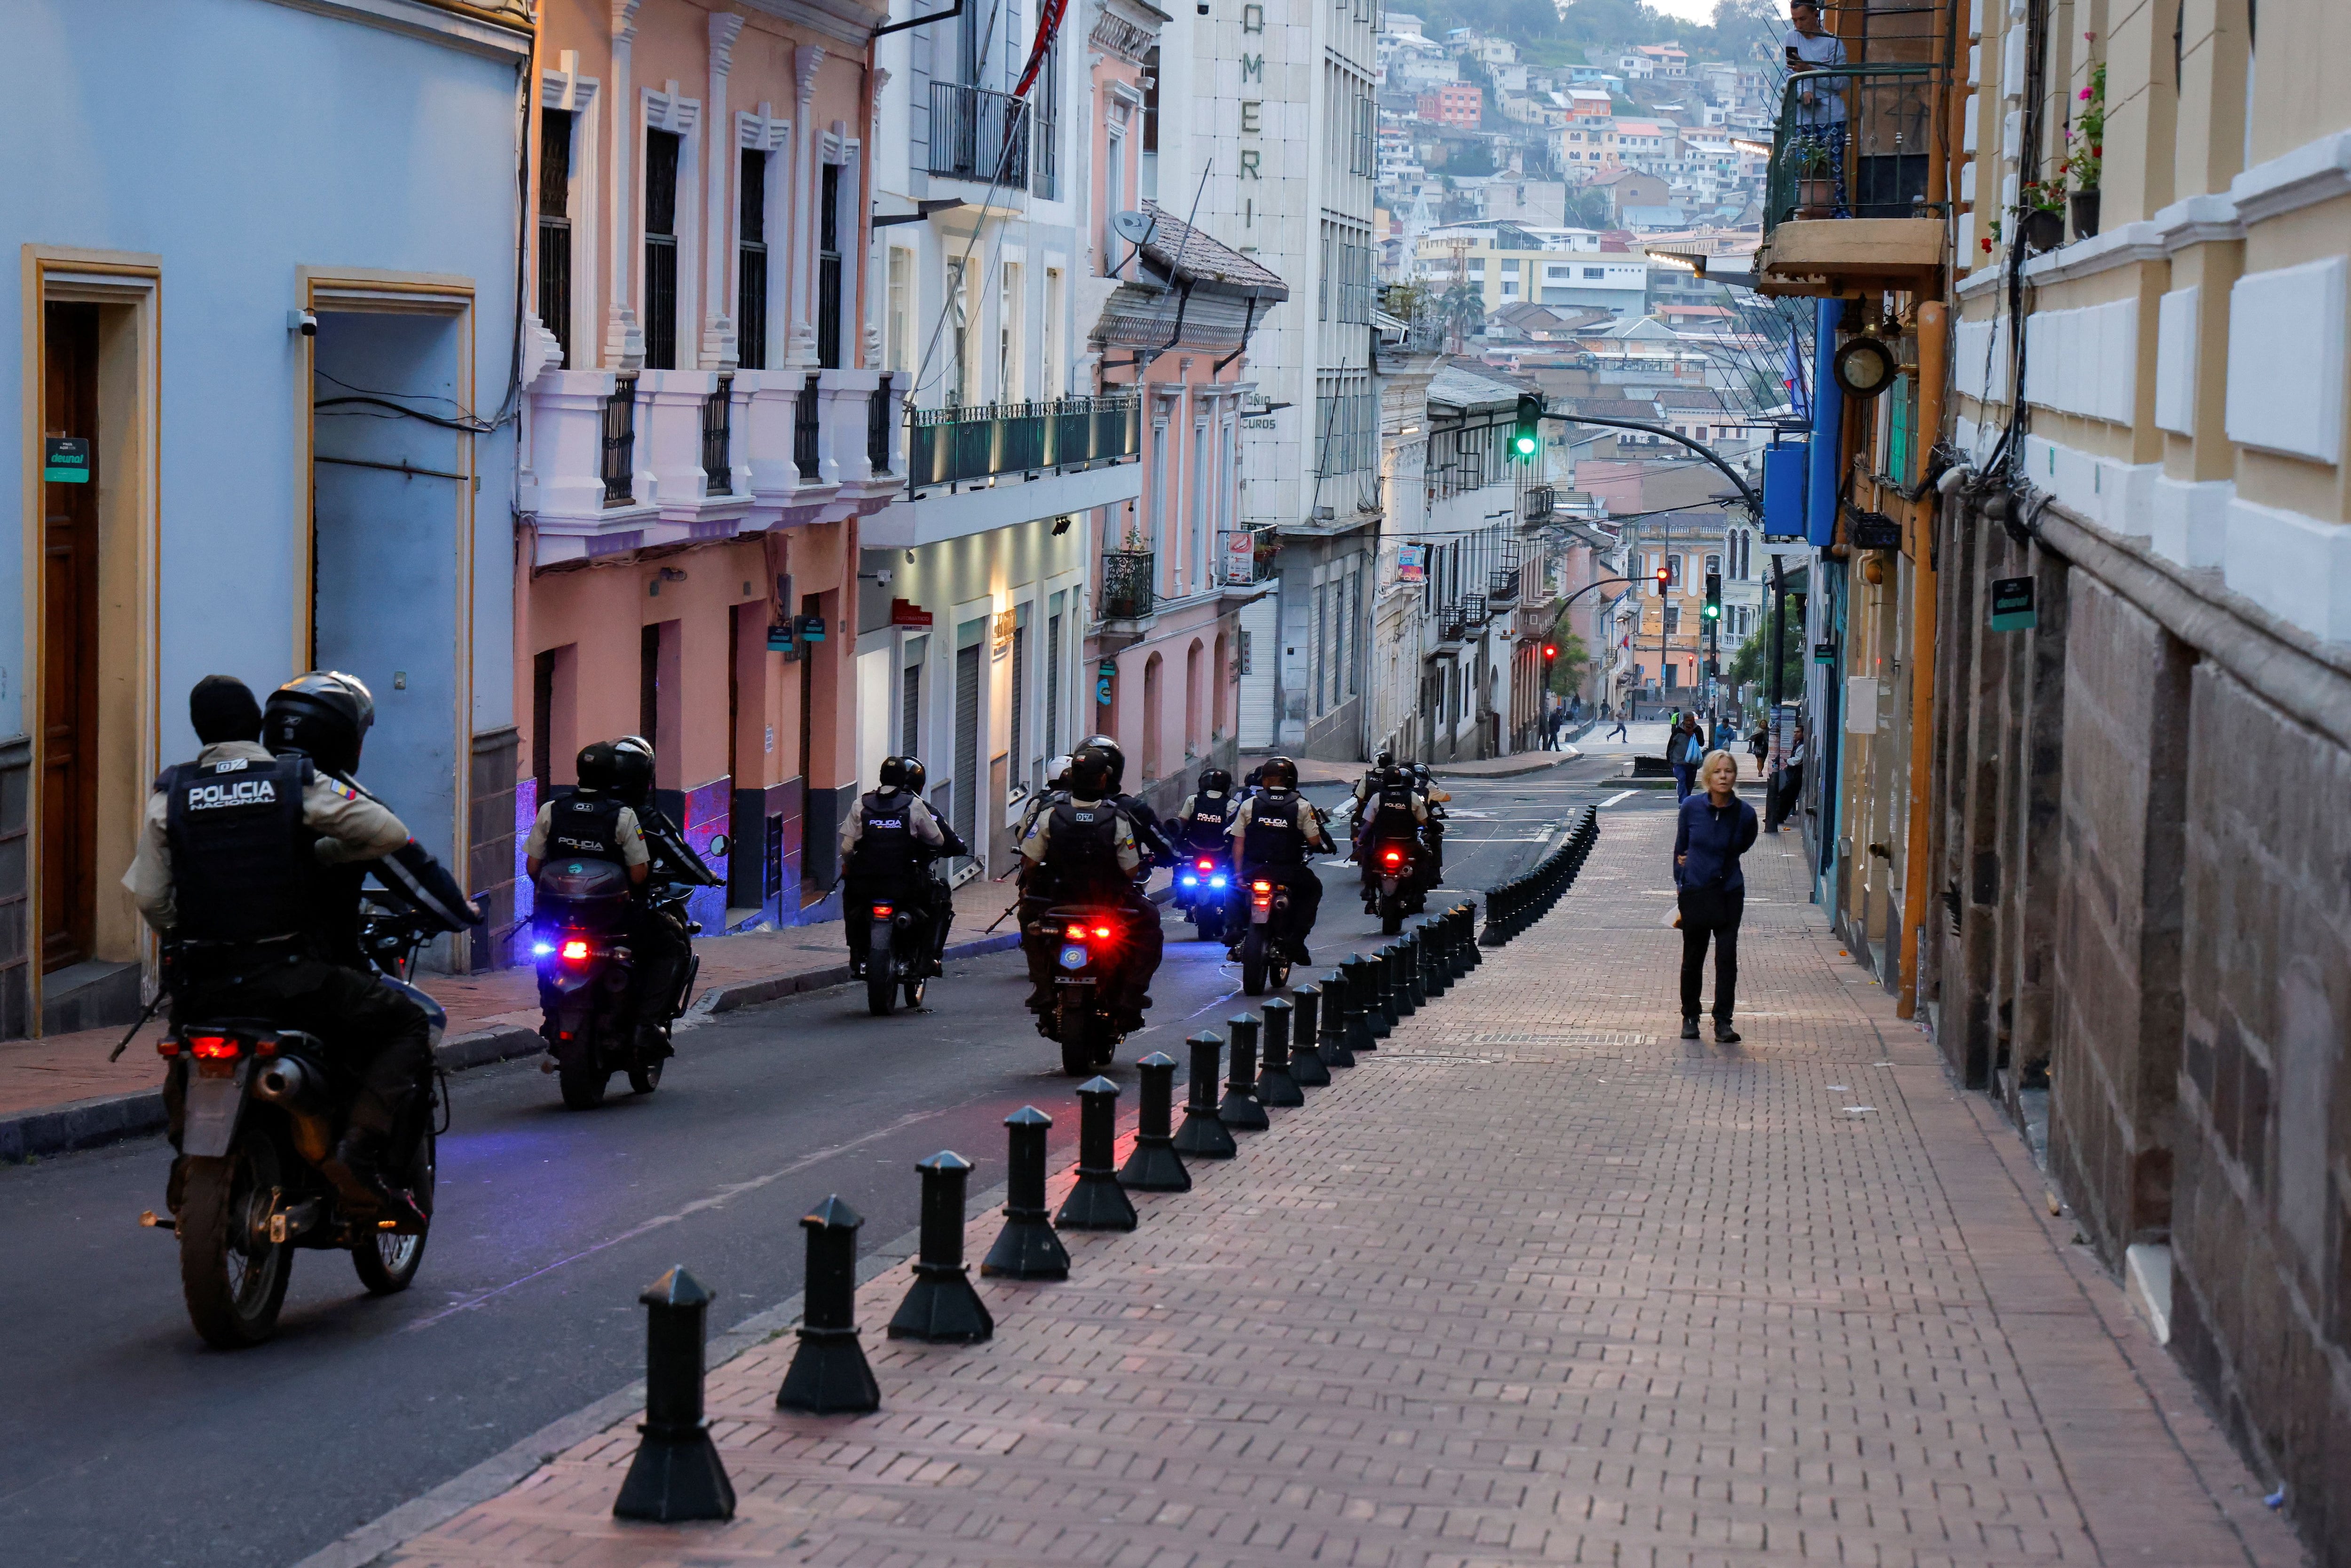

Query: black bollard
981,1107,1071,1279
1119,1051,1191,1191
613,1266,737,1521
1390,939,1420,1018
1364,948,1396,1038
1055,1077,1139,1230
1415,926,1439,1005
1218,1014,1269,1129
775,1197,882,1414
1424,917,1452,997
1460,900,1483,967
1172,1033,1238,1157
1318,971,1358,1068
1340,959,1378,1055
886,1151,994,1344
1255,998,1304,1107
1289,985,1331,1086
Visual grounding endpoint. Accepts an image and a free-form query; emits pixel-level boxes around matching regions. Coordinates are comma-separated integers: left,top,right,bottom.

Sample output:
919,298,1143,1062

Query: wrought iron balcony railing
1487,566,1521,604
1215,526,1280,587
1523,485,1555,521
905,394,1141,492
1765,63,1945,236
1100,549,1155,622
928,81,1031,189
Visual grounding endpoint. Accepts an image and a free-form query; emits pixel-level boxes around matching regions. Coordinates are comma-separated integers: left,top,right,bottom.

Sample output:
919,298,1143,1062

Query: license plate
182,1060,251,1159
1053,975,1095,985
1057,944,1089,970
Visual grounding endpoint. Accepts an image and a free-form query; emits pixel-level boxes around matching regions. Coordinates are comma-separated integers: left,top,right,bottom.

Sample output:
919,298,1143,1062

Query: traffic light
1653,564,1671,596
1542,642,1558,661
1510,393,1544,461
1703,571,1722,621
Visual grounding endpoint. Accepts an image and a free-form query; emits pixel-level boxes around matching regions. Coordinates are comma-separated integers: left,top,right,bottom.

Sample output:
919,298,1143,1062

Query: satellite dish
1110,210,1157,245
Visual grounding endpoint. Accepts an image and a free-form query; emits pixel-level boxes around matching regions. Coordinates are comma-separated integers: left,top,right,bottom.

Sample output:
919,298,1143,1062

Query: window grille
738,149,768,370
817,162,842,369
600,377,638,506
537,108,574,367
702,378,732,495
643,129,681,370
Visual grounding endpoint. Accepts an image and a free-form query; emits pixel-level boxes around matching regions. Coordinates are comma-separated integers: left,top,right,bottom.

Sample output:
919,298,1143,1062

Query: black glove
372,840,483,930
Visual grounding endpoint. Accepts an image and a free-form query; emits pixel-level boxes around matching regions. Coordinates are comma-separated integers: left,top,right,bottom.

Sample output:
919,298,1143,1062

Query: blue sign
1762,444,1807,540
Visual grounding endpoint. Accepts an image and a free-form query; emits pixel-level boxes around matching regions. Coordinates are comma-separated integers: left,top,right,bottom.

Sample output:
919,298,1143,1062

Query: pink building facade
514,0,893,948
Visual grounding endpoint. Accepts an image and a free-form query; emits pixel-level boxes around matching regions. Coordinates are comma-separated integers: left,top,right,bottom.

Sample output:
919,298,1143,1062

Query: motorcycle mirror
705,834,731,858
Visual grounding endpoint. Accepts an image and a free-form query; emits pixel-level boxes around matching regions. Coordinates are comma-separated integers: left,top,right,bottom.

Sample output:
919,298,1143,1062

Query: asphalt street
0,757,1682,1568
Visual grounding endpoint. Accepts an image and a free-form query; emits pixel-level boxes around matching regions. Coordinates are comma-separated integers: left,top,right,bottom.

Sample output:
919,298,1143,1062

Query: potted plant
2019,181,2066,252
1784,137,1835,218
2064,60,2104,239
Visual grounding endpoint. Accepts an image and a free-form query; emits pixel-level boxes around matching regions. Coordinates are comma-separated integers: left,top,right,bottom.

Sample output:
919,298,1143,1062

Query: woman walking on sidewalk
1674,749,1757,1042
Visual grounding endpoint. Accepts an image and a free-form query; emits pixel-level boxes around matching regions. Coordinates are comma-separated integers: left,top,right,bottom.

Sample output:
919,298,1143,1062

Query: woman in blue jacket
1674,749,1758,1041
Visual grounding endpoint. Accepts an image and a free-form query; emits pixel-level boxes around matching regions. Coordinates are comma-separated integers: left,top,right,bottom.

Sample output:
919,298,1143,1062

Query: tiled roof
1135,202,1289,299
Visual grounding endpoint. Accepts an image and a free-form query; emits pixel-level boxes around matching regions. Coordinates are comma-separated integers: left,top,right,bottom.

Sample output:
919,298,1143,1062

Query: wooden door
41,303,100,973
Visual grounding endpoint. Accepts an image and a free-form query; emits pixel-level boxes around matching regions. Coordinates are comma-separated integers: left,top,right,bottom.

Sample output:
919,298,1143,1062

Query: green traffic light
1511,432,1538,458
1703,603,1720,619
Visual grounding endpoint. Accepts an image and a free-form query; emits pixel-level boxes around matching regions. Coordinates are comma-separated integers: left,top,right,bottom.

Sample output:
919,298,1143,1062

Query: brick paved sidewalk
377,815,2302,1568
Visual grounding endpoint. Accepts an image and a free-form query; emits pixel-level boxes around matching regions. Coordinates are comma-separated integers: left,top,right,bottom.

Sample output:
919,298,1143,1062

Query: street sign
1812,638,1837,664
1989,575,2036,631
43,437,89,483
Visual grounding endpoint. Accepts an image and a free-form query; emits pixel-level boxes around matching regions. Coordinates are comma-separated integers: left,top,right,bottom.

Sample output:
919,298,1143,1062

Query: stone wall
2171,660,2351,1556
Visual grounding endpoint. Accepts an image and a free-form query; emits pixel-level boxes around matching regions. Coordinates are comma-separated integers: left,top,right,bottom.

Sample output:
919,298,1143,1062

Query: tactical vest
547,791,628,863
163,753,315,946
1179,792,1230,851
846,790,918,876
1240,792,1305,871
1045,797,1124,899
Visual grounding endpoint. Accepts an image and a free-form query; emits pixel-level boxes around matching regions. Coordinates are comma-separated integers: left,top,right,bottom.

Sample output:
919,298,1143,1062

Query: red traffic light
1542,643,1558,659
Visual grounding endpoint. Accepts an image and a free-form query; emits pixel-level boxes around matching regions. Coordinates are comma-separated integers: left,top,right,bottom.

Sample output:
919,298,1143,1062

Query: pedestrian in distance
1669,715,1704,802
1607,708,1629,743
1674,749,1757,1043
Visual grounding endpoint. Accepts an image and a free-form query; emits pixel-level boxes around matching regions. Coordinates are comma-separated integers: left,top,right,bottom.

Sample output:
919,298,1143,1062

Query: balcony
1099,549,1155,623
928,82,1031,189
905,395,1140,493
1751,63,1947,298
1523,485,1555,521
520,365,897,567
1487,566,1521,606
1215,526,1280,593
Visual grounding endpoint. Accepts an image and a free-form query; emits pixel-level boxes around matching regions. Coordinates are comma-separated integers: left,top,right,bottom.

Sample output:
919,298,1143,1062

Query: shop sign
43,437,89,483
1989,575,2035,631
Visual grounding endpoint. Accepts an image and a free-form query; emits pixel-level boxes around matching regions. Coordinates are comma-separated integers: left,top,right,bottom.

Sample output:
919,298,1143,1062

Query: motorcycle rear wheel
1240,930,1269,996
352,1124,435,1295
558,1065,609,1110
1058,997,1094,1076
867,968,897,1016
627,1056,664,1095
179,1130,293,1348
1195,908,1224,944
1381,905,1404,936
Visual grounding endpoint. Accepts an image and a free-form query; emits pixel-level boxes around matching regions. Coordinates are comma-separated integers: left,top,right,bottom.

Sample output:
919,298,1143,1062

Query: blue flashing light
531,942,554,957
1181,875,1198,886
1209,876,1227,888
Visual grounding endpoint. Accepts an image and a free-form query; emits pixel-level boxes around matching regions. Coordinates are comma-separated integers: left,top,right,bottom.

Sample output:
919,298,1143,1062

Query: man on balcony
1784,0,1850,218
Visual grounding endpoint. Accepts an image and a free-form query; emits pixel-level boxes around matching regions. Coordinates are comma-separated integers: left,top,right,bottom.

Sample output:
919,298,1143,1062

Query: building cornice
254,0,531,58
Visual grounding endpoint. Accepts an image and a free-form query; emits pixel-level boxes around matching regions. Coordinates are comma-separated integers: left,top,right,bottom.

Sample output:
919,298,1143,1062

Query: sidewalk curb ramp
0,930,1031,1166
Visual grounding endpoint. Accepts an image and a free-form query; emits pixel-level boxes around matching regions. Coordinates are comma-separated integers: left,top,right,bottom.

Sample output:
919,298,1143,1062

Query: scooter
1368,837,1427,935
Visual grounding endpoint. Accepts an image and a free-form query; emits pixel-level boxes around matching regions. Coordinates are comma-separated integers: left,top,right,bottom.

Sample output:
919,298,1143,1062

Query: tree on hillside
1544,630,1592,696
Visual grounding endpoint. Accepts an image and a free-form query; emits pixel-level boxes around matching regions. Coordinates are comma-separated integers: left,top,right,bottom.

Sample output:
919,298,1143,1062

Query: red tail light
187,1033,239,1061
1382,849,1403,866
156,1036,181,1058
560,939,591,962
1252,880,1271,893
1196,858,1213,872
1092,924,1113,939
872,903,894,918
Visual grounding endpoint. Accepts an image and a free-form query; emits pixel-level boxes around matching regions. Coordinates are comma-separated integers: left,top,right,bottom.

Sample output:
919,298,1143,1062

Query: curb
1429,749,1579,780
0,933,1040,1166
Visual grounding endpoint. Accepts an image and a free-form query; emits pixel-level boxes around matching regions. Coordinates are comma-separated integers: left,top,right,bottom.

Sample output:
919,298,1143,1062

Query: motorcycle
1236,876,1295,997
1368,836,1427,935
1041,903,1130,1076
1174,850,1239,944
860,871,944,1016
530,862,703,1109
150,897,458,1349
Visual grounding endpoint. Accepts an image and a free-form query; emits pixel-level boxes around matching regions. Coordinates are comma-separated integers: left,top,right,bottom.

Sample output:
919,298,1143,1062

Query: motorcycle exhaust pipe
252,1056,315,1108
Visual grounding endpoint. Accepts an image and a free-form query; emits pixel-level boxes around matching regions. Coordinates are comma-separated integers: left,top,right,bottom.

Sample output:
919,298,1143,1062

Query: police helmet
1375,749,1395,770
575,741,621,793
1068,745,1117,799
609,735,656,808
263,670,375,776
1197,766,1233,797
1381,764,1411,791
877,756,910,789
1259,755,1300,790
899,757,929,795
1080,733,1127,791
1045,754,1074,790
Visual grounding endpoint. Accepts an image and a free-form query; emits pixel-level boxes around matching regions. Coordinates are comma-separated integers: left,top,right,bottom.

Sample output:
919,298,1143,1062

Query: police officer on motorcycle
1171,767,1239,857
125,672,478,1229
840,756,967,974
524,742,651,889
1225,755,1331,963
1018,753,1074,840
1018,745,1164,1031
1357,764,1432,909
1077,733,1174,869
1412,762,1452,878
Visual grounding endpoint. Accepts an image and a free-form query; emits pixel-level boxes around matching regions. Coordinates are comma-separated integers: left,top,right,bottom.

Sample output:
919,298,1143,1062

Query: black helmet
1080,733,1126,791
877,756,910,789
1381,764,1410,790
575,741,620,793
1374,749,1394,770
1259,755,1299,790
609,734,656,809
262,670,375,776
900,757,929,795
1069,744,1117,799
1198,766,1232,796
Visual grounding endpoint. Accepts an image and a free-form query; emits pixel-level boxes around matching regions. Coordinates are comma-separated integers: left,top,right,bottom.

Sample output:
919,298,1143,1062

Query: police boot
323,1127,427,1233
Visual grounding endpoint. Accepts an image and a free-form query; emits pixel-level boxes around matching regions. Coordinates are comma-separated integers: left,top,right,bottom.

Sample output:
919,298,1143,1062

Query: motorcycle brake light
187,1033,239,1061
872,903,894,918
1252,880,1271,893
1092,924,1113,939
1383,849,1403,865
560,939,591,962
1196,858,1213,872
